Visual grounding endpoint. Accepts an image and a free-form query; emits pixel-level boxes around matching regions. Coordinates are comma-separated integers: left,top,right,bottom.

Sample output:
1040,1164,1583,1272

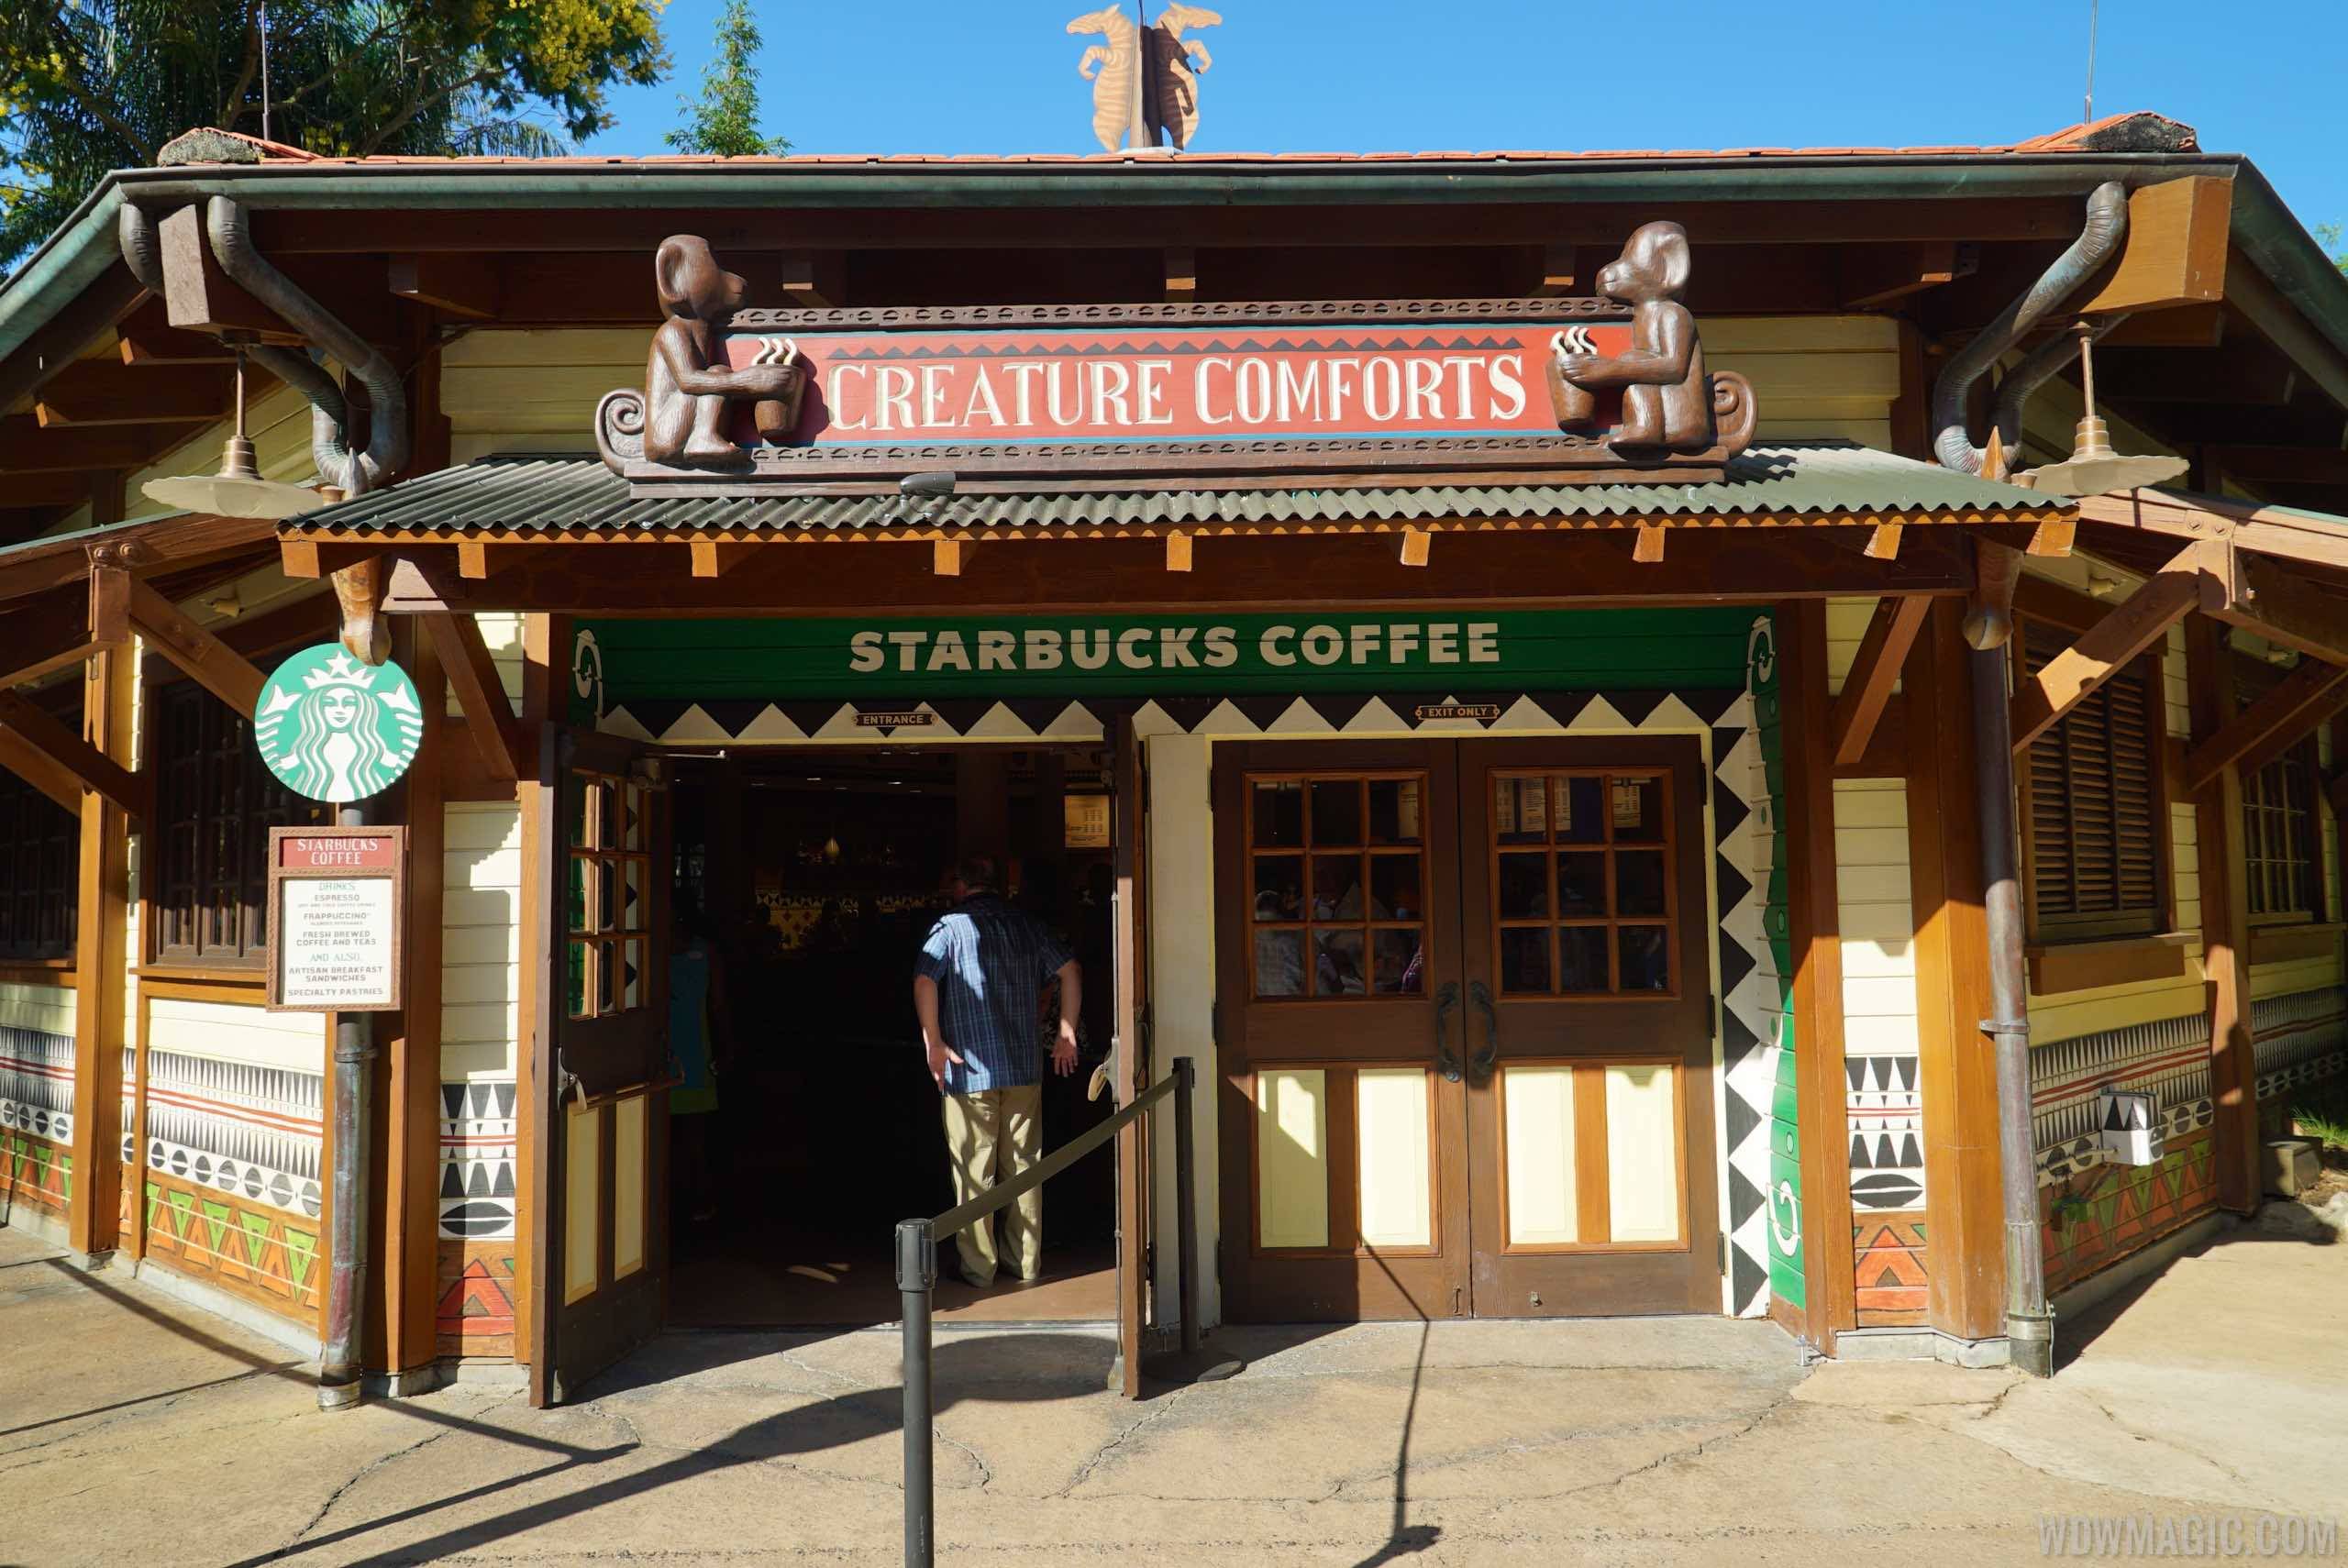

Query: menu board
266,827,406,1012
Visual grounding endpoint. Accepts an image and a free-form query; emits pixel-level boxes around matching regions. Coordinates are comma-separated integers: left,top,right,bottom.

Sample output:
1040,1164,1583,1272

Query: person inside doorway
913,854,1082,1289
670,899,735,1226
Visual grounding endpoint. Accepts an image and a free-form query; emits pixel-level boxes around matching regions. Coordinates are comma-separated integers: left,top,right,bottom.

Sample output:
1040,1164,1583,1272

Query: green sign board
570,608,1756,721
253,646,425,803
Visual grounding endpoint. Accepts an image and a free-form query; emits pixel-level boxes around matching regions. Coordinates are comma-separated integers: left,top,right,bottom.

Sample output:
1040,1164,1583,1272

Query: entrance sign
253,646,424,803
266,827,406,1012
594,227,1757,490
572,608,1757,714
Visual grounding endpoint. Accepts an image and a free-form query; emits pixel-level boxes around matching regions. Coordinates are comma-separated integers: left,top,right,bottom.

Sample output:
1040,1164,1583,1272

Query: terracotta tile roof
154,112,2199,171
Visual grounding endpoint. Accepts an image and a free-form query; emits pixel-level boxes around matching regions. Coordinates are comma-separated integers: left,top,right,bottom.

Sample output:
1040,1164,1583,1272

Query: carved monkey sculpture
645,236,803,466
1551,222,1755,457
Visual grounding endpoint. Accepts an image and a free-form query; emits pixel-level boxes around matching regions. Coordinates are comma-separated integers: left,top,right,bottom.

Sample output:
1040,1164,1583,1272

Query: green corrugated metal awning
280,442,2067,538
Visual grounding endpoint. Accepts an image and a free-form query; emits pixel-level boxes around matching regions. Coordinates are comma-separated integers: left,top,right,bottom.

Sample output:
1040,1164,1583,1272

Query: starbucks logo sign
253,646,424,803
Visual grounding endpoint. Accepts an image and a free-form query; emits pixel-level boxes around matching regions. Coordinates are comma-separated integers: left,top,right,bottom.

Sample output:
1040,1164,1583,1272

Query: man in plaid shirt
913,854,1082,1287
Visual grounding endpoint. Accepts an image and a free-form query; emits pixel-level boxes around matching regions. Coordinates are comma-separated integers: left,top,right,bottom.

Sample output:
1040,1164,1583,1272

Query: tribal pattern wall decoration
0,1025,74,1146
440,1079,518,1241
1853,1215,1928,1321
1734,613,1806,1316
142,1049,324,1220
2252,986,2346,1104
142,1172,323,1316
437,1240,518,1359
1846,1053,1926,1214
2032,1011,2214,1188
2039,1127,2216,1296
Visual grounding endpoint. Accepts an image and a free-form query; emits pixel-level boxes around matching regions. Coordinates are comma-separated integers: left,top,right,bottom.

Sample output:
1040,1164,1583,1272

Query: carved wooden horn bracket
332,557,392,667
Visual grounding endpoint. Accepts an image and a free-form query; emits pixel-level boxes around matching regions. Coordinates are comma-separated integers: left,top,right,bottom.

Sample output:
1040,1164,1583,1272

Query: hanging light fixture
2019,318,2190,497
141,342,329,518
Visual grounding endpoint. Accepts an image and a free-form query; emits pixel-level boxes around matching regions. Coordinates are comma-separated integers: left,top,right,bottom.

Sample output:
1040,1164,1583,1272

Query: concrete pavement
0,1213,2338,1566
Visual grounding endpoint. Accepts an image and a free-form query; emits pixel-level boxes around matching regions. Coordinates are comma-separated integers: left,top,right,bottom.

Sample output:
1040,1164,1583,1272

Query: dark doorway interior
663,745,1119,1328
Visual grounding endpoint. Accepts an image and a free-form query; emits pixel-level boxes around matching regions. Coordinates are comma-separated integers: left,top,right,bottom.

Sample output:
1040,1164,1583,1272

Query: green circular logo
252,645,424,803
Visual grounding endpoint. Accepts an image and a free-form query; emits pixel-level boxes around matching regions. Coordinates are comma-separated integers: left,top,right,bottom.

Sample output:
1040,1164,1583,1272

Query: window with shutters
2243,734,2322,922
2020,619,2168,942
0,766,78,961
149,679,328,966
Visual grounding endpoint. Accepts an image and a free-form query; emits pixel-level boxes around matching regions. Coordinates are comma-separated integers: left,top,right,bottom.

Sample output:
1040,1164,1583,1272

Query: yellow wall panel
1604,1064,1681,1244
1501,1066,1578,1245
1355,1067,1432,1249
564,1102,601,1304
1255,1069,1329,1250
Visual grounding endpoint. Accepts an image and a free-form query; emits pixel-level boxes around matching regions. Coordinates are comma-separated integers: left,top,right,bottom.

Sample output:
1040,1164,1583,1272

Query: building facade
0,111,2342,1402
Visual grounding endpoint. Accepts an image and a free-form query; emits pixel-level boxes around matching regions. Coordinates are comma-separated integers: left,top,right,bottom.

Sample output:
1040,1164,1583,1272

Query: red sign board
724,320,1634,450
277,834,404,873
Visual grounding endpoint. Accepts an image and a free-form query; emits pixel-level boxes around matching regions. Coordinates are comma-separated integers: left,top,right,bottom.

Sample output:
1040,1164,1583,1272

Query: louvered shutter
2022,621,2164,939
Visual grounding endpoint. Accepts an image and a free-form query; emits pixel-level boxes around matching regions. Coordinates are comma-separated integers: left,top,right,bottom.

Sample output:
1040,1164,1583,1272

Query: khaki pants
941,1085,1043,1285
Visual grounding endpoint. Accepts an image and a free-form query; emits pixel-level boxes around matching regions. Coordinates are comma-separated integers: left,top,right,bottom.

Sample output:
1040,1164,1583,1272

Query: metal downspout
203,195,408,493
1933,181,2130,476
317,797,380,1409
1926,190,2138,1378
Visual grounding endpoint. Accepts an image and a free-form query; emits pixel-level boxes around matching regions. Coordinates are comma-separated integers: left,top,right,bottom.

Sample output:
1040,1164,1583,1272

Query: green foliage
0,0,670,267
2290,1080,2348,1152
664,0,787,158
2318,223,2348,278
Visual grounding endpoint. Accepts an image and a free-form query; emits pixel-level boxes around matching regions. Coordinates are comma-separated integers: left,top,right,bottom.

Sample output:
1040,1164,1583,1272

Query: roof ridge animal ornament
597,235,804,473
1548,222,1756,459
1070,4,1224,153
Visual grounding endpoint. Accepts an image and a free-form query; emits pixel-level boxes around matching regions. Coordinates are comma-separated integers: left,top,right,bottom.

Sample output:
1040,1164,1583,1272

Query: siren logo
252,646,424,803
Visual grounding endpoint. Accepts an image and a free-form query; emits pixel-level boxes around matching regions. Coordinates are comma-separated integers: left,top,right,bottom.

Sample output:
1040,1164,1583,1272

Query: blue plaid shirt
915,894,1074,1093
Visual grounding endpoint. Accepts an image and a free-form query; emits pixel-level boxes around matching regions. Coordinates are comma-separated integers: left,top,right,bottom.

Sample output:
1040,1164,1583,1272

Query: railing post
1173,1055,1201,1358
896,1217,936,1568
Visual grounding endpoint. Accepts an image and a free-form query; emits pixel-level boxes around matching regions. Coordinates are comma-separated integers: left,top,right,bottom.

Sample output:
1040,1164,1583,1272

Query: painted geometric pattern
440,1080,518,1241
437,1238,518,1360
143,1049,324,1220
1853,1214,1928,1324
0,1025,74,1145
2251,986,2346,1104
142,1172,322,1316
1718,610,1784,1323
2031,1011,2214,1187
2039,1127,2217,1296
3,1129,71,1212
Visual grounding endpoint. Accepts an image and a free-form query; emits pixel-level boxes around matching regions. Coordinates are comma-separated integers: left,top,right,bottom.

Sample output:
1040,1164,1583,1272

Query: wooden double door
1216,737,1719,1321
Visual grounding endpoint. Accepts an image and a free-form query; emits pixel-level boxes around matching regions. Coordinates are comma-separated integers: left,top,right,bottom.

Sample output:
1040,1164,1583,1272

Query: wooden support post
1829,597,1931,772
0,690,148,818
372,621,446,1383
2205,549,2348,666
1630,524,1666,564
1164,532,1193,573
1906,602,2007,1344
2186,616,2262,1214
1779,601,1857,1353
420,613,526,783
2009,543,2207,751
124,578,266,714
67,646,133,1263
1398,526,1432,568
2183,658,2348,793
933,538,966,578
515,613,567,1390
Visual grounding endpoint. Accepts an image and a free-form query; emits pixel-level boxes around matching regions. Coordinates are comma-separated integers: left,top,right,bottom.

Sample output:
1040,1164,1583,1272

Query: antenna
260,1,274,143
2083,0,2099,125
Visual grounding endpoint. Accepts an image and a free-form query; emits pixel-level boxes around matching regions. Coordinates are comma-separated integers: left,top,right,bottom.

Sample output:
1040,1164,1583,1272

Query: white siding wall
1835,779,1921,1058
444,802,525,1081
0,982,75,1037
147,999,326,1072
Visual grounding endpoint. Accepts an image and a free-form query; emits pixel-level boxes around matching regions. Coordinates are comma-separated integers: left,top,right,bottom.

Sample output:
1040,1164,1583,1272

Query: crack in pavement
1048,1386,1194,1498
274,1391,523,1557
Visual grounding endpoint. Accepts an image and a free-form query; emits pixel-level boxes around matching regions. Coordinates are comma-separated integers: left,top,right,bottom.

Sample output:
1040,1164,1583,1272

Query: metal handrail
896,1057,1201,1568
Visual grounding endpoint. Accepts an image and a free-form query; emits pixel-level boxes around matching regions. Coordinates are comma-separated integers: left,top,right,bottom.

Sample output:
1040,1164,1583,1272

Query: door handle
1433,981,1462,1083
1468,979,1500,1084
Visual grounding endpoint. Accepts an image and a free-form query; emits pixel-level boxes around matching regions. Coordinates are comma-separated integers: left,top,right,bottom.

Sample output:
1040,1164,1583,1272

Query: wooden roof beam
125,576,265,714
1830,596,1931,771
391,253,500,320
0,690,147,818
0,414,188,474
33,360,231,427
1837,241,1968,311
0,724,84,815
2204,547,2348,665
420,612,525,783
2010,541,2210,752
2184,658,2348,792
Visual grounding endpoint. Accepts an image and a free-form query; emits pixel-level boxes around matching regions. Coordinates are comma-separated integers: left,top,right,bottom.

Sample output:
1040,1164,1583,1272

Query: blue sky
580,1,2347,237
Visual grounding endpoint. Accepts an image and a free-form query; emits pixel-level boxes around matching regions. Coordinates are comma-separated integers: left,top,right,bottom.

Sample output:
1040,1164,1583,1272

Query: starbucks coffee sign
253,646,424,803
265,827,406,1012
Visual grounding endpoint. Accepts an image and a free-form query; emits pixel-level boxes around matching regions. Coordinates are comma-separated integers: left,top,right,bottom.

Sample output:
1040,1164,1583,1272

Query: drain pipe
204,195,408,493
317,800,379,1409
1932,184,2131,1380
116,202,362,486
1933,181,2129,477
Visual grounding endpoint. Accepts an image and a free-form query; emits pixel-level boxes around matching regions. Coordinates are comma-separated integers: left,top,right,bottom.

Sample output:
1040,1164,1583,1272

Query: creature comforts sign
595,226,1756,490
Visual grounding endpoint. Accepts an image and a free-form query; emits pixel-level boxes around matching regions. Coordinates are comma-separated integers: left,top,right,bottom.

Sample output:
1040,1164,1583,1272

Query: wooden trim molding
2026,933,2192,996
2010,542,2206,752
2249,922,2342,969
